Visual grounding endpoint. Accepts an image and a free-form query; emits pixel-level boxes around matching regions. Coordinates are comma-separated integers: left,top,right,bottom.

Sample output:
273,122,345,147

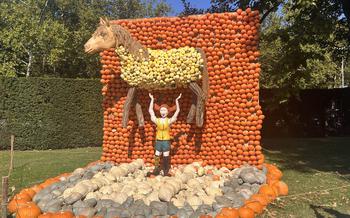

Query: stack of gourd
7,160,288,218
115,46,203,90
99,9,264,170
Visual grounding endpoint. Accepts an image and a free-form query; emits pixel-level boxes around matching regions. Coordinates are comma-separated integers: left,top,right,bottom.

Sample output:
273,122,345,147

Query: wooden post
1,176,9,218
8,135,14,176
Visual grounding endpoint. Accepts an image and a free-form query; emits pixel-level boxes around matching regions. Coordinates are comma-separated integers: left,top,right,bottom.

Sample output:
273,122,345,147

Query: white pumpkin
99,186,113,195
73,184,89,196
137,183,153,195
187,178,201,189
144,191,159,205
205,187,222,197
112,192,128,204
110,183,122,192
172,197,185,208
62,187,73,199
133,193,145,201
158,185,173,202
85,192,98,200
100,194,113,200
72,168,84,175
183,165,196,174
197,167,205,177
90,178,104,188
201,195,215,205
187,196,202,210
104,172,115,181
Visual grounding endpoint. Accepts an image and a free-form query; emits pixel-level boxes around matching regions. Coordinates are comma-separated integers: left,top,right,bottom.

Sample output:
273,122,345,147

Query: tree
0,0,171,78
0,0,69,77
180,0,349,92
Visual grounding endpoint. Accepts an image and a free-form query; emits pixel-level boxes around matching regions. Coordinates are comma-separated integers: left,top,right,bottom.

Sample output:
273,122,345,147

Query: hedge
0,76,103,150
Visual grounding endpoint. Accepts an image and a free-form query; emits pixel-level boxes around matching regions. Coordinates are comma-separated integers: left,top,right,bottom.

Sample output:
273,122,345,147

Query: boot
162,156,171,177
147,155,161,177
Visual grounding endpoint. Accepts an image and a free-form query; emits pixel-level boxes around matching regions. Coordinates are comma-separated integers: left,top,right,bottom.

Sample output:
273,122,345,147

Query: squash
7,198,29,214
271,181,288,196
245,200,264,214
220,207,239,218
187,196,202,210
249,194,269,206
238,207,255,218
16,202,41,218
258,185,276,202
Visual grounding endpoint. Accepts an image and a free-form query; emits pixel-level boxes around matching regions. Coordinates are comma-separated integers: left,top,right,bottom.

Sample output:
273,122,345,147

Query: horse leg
189,82,206,100
195,48,209,99
122,87,135,128
135,100,145,127
187,96,196,124
196,96,204,127
189,83,205,127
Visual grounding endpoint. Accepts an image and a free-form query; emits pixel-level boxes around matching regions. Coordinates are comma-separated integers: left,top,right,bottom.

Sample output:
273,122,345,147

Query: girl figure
147,93,182,176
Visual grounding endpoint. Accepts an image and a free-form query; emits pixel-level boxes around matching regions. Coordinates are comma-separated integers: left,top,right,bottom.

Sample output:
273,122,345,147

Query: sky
166,0,211,15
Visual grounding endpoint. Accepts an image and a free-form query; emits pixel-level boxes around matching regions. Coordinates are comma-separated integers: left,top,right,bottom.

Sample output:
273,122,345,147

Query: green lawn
261,137,350,218
0,147,102,196
1,138,350,217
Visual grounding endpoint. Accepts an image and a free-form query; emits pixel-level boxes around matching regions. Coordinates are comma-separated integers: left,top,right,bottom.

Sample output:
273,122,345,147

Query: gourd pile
115,46,203,90
100,9,263,170
8,160,288,218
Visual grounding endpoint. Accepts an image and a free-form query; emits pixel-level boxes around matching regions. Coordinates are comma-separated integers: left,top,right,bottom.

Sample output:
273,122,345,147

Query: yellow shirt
156,118,171,140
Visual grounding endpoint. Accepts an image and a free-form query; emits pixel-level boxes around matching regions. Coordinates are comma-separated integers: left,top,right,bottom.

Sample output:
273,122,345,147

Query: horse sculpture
84,17,208,128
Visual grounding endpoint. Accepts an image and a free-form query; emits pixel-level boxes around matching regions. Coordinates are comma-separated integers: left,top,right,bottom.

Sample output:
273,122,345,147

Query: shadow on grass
310,205,350,218
262,137,350,176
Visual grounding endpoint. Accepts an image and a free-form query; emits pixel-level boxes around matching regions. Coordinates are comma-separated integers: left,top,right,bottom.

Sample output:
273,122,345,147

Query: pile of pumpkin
99,9,264,170
7,160,288,218
115,46,204,90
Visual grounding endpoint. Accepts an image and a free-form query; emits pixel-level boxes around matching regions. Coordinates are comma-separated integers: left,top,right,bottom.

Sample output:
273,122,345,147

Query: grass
261,137,350,218
1,138,350,217
0,147,102,196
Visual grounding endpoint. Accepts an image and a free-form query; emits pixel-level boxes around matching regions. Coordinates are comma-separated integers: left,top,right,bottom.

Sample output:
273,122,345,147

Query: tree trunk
26,51,33,77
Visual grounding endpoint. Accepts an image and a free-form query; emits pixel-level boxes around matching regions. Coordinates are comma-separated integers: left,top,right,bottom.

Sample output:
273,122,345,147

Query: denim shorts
155,140,170,152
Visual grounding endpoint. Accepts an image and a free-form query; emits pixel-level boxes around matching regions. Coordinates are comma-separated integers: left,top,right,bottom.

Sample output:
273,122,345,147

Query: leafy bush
0,77,103,150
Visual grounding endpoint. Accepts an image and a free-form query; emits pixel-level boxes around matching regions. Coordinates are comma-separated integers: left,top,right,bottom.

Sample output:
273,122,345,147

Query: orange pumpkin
16,202,41,218
245,200,264,214
38,213,53,218
20,189,36,199
238,207,255,218
271,181,289,196
249,194,269,206
52,211,74,218
7,198,29,213
213,175,221,181
220,207,239,217
258,184,276,202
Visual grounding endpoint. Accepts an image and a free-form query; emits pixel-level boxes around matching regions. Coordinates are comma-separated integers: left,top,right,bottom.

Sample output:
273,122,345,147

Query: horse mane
111,24,149,60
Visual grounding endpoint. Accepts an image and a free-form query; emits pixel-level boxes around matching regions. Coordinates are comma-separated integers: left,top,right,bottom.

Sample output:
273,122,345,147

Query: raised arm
148,93,157,123
170,93,182,124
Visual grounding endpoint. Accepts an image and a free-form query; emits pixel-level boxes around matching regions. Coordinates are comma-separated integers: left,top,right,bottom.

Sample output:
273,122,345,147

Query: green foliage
0,0,171,78
180,0,350,95
0,77,103,150
260,0,348,92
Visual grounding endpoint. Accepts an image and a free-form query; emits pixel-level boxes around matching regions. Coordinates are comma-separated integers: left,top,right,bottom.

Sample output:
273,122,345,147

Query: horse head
84,17,116,54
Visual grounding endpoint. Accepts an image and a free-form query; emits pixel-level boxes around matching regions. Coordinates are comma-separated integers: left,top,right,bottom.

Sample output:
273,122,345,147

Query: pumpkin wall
99,10,264,170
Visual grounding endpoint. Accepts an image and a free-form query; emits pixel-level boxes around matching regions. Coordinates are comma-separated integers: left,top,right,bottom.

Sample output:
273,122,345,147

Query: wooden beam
135,102,145,127
1,176,9,218
122,87,135,128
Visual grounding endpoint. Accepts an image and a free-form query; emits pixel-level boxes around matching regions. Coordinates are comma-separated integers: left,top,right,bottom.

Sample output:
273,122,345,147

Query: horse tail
196,48,209,100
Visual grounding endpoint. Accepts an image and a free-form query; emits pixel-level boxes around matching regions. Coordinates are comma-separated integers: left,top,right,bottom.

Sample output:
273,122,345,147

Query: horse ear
99,17,106,25
99,17,110,27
